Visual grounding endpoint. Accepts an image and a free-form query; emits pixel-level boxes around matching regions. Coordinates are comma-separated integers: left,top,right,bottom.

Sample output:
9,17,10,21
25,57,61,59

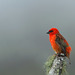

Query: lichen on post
44,54,67,75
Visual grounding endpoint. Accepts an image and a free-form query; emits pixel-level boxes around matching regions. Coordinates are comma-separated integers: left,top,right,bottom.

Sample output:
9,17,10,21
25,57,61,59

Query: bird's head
47,28,59,35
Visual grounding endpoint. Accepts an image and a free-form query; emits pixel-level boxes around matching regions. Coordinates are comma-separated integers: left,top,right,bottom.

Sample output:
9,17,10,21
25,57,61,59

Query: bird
46,28,71,60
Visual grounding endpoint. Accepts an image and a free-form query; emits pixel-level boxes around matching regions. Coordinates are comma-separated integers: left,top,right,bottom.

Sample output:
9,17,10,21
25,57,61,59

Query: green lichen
61,61,68,75
44,54,56,74
44,54,68,75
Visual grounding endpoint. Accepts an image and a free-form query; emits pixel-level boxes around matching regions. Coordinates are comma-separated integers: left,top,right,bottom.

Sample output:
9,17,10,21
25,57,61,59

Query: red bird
47,28,71,59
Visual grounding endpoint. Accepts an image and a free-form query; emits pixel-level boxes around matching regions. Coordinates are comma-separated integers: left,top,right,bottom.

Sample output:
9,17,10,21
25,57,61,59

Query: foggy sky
0,0,75,75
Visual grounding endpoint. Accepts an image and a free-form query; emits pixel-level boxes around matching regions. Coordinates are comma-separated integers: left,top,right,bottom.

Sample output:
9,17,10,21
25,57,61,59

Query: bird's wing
55,33,68,55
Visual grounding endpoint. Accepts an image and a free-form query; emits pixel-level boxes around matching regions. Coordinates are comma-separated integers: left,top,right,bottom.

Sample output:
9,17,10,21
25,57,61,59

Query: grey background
0,0,75,75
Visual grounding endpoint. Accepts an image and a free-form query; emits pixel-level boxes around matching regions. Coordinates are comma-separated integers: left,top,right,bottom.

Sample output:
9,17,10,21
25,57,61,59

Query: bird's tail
66,46,72,64
66,46,71,56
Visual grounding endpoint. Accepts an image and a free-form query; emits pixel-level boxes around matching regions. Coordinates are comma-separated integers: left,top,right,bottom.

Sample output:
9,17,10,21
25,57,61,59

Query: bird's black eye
46,30,53,34
49,30,53,32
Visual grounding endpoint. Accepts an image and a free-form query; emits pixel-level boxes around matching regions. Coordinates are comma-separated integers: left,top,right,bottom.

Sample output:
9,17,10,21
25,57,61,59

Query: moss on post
44,54,68,75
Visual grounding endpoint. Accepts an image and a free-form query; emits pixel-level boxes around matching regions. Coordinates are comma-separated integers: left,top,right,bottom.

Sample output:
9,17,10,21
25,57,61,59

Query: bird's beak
46,30,53,34
46,31,50,34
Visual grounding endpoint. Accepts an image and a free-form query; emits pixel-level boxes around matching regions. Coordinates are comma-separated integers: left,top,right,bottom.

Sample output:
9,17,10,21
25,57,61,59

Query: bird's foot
55,53,66,57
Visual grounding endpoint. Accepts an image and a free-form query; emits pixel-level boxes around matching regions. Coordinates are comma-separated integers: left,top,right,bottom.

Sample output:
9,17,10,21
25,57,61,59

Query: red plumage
47,28,71,59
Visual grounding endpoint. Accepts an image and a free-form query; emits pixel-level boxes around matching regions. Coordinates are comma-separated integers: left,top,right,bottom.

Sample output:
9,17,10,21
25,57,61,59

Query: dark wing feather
55,33,68,55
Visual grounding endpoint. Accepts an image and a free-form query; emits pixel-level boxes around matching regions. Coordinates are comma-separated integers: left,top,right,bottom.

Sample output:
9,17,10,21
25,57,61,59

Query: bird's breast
49,35,61,52
50,35,56,47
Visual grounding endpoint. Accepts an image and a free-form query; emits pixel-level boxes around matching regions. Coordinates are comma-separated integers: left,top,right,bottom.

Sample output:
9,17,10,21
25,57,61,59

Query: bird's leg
58,53,61,57
63,52,66,57
56,53,65,57
56,53,61,57
54,53,61,58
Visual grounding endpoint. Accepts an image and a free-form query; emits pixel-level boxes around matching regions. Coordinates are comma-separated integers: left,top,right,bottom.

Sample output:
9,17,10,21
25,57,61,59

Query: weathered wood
48,55,65,75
